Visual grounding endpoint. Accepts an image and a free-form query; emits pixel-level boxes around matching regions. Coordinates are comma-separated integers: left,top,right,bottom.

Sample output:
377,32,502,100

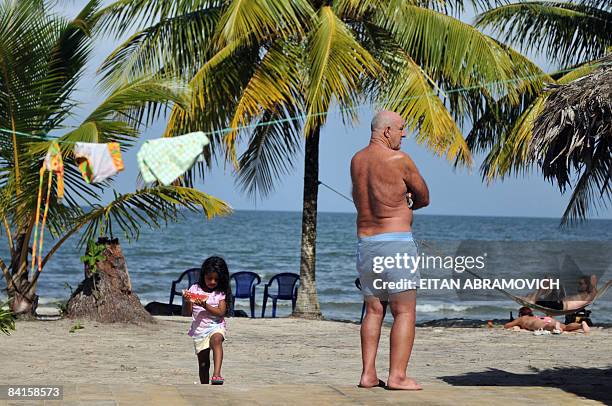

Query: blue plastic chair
169,268,201,306
261,273,300,318
230,271,261,318
355,277,388,324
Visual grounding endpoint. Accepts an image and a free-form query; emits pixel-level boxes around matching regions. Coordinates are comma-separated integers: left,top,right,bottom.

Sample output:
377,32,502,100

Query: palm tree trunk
294,125,322,319
9,252,37,316
9,220,38,316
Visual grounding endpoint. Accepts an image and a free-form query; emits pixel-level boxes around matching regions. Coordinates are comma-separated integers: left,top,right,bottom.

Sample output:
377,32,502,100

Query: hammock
416,241,612,316
464,268,612,316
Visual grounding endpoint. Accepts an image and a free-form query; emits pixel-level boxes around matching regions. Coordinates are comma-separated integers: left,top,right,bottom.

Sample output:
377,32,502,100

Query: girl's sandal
211,376,224,385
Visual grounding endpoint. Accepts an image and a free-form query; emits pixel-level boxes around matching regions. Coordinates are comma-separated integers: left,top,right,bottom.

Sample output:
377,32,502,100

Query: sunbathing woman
504,307,590,333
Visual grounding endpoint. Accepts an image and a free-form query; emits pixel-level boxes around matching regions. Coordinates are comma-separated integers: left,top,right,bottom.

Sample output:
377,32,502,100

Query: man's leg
387,290,421,390
360,296,385,387
561,322,590,333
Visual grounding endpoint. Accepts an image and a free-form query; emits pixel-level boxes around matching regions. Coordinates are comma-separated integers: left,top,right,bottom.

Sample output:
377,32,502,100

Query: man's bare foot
582,321,591,334
386,376,422,390
358,374,384,388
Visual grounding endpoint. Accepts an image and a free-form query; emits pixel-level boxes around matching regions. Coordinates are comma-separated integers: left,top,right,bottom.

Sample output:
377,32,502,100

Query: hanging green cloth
137,132,210,185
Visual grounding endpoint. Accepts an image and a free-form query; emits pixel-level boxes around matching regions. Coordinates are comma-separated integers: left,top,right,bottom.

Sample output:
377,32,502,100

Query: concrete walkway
1,383,607,405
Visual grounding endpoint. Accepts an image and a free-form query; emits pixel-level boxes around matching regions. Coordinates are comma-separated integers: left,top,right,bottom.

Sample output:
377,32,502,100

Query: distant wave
416,303,472,313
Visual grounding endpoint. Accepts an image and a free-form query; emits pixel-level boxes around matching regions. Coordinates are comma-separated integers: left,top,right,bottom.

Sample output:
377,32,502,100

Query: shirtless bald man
351,110,429,390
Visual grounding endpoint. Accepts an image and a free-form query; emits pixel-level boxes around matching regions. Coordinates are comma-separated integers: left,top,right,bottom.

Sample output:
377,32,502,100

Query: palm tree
100,0,541,318
468,0,612,224
0,0,231,315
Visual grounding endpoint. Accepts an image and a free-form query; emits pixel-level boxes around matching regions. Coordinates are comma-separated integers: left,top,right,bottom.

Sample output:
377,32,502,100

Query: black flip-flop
357,379,386,389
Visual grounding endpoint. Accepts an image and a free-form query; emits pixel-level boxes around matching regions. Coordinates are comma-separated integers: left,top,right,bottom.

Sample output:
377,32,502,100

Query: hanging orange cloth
44,141,64,201
31,142,64,274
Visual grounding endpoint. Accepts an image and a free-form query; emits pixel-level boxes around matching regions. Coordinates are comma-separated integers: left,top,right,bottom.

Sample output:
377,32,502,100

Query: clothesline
0,61,607,144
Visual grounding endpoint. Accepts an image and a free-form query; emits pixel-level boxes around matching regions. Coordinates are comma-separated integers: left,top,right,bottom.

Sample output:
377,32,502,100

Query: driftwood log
66,238,153,323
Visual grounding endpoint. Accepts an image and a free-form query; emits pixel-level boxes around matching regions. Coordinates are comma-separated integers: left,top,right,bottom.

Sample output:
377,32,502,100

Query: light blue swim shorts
357,232,420,300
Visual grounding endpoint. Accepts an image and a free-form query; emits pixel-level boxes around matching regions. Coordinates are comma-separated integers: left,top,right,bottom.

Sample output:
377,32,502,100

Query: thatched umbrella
531,56,612,224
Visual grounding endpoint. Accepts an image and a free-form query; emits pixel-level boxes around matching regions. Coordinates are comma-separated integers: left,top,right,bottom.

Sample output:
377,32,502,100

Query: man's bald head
371,110,403,133
370,110,406,150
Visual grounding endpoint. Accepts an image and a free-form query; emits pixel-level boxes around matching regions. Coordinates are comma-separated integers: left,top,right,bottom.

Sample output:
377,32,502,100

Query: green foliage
56,302,67,316
470,1,612,224
56,283,73,316
476,0,612,67
99,0,542,197
80,241,107,274
0,302,16,335
69,322,84,333
0,0,232,309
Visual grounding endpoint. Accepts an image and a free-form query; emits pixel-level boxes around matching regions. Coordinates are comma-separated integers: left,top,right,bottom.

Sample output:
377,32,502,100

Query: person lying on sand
504,307,590,334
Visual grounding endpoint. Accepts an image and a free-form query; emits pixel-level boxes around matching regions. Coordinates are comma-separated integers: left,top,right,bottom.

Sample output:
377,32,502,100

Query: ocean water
2,211,612,323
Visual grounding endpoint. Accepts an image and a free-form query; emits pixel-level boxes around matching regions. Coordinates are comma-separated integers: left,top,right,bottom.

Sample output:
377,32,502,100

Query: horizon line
228,208,612,221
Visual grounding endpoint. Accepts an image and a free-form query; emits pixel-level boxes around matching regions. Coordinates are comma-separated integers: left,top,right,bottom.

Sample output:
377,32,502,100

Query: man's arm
402,155,429,209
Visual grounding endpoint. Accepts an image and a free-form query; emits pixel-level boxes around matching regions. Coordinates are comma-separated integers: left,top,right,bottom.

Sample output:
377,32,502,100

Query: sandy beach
1,316,610,404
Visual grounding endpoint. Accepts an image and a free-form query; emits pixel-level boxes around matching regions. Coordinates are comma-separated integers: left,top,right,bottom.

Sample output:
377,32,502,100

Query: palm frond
95,0,226,38
560,158,611,225
87,74,191,128
215,0,313,47
0,302,15,335
376,1,539,94
473,58,604,182
98,5,224,88
163,40,260,169
224,40,304,162
41,185,232,268
332,0,388,19
235,106,303,198
379,51,471,165
480,95,546,181
40,0,101,130
475,1,612,66
304,6,381,135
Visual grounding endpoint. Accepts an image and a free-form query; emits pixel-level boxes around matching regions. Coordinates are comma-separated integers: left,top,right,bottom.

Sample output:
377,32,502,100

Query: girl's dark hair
519,306,534,317
199,256,232,316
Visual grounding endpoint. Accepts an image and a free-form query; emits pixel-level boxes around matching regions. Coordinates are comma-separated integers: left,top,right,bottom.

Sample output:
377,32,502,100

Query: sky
59,1,612,220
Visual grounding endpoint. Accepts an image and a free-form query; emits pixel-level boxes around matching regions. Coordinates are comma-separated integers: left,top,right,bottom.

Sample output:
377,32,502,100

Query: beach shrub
80,241,107,275
69,322,84,333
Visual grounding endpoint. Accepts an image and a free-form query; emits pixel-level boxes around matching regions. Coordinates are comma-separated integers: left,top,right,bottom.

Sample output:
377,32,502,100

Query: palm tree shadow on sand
439,367,612,404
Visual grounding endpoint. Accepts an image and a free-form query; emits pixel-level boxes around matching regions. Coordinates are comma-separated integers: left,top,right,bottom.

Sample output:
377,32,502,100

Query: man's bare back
351,113,429,237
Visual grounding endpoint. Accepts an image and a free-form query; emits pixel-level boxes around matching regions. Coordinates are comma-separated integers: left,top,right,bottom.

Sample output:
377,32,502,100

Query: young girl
183,256,232,385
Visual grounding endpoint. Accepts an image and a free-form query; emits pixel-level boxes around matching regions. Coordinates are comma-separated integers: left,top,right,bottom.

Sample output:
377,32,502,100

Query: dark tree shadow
440,367,612,404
